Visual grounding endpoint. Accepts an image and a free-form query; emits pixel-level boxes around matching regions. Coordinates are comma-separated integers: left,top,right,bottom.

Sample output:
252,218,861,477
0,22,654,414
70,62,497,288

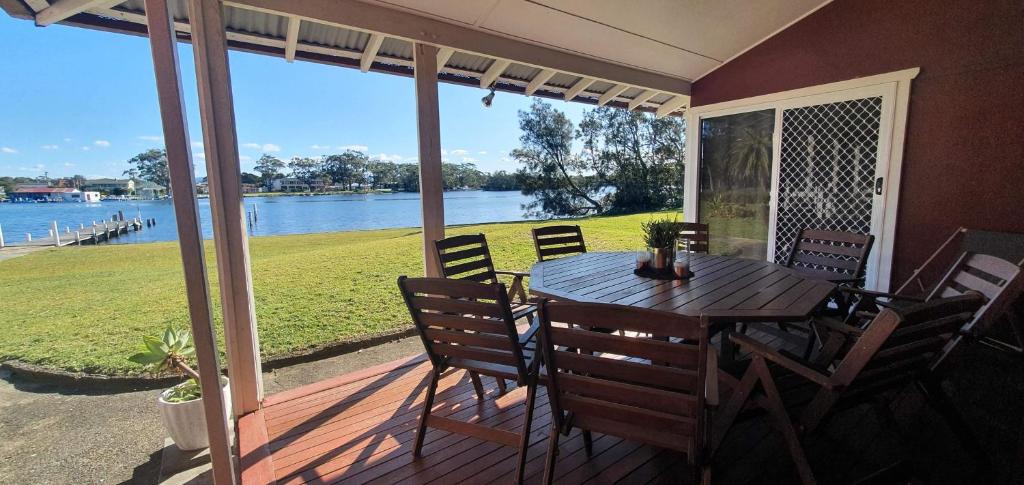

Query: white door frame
684,68,918,291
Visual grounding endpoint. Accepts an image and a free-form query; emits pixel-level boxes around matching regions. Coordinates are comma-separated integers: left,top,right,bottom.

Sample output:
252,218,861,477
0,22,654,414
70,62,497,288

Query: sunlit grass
0,211,687,375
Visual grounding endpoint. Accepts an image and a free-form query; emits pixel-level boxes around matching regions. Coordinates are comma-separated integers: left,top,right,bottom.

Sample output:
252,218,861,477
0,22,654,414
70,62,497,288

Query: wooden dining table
529,251,837,360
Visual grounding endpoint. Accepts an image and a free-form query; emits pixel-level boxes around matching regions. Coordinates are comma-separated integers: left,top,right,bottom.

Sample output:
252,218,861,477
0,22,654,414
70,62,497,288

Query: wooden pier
1,217,146,248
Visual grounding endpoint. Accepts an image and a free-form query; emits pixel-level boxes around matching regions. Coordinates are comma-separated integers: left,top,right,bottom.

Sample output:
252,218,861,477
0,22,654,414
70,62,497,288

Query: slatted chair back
434,234,498,284
398,276,530,383
677,222,710,254
537,300,714,462
784,228,875,283
829,293,985,397
532,225,587,262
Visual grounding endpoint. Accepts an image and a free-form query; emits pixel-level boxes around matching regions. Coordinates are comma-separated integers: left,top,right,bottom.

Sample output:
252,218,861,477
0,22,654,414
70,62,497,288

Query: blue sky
0,14,590,179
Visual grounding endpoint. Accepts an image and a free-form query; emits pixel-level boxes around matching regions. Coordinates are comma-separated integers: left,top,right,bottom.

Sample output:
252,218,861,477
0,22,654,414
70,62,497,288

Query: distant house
241,183,259,194
134,180,168,200
82,178,135,194
196,182,209,194
11,187,85,202
271,178,308,192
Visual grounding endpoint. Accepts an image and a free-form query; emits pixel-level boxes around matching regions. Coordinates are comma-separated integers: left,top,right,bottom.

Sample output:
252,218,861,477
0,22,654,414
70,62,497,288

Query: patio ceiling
4,0,829,118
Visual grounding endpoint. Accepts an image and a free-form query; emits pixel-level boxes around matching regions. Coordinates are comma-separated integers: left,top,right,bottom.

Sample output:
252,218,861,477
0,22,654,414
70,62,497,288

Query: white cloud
41,144,59,150
461,157,478,163
64,162,76,168
373,153,404,162
441,149,448,156
193,151,206,160
310,144,331,150
338,144,369,152
450,149,469,156
191,141,204,148
242,142,281,152
240,155,252,162
478,151,487,155
1,146,18,154
94,140,111,147
81,146,91,151
138,135,163,142
18,164,45,172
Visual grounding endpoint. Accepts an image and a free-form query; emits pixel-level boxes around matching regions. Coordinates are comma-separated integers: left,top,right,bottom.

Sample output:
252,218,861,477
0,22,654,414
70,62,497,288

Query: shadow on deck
239,329,1022,484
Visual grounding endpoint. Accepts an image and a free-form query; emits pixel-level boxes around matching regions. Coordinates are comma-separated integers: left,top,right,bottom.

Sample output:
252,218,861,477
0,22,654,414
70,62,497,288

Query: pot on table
649,247,674,270
157,378,232,451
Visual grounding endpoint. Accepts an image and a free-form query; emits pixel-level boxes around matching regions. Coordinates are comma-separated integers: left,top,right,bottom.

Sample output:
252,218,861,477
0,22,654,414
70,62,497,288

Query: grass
0,211,765,375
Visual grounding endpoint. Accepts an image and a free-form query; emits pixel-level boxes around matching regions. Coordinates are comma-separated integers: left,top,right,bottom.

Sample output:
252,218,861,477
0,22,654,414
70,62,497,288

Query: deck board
247,333,1019,485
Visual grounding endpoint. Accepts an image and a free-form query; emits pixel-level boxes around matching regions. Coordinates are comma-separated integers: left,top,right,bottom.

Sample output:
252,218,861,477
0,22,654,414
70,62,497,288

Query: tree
367,161,398,190
482,170,520,191
240,172,261,184
288,157,321,186
322,150,369,190
254,154,286,185
125,149,171,194
512,99,605,217
396,163,420,192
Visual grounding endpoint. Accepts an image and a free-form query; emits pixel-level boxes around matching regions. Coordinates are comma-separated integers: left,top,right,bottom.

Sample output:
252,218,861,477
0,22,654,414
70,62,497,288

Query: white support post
0,224,4,248
190,0,264,417
51,221,60,247
144,1,237,483
414,43,445,277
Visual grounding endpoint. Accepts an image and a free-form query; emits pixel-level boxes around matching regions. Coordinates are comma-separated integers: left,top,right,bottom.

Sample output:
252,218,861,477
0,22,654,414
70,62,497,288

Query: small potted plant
129,327,230,451
641,217,680,269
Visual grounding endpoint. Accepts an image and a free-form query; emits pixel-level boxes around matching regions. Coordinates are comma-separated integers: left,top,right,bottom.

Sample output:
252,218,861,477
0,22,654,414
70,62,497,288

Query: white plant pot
157,378,232,451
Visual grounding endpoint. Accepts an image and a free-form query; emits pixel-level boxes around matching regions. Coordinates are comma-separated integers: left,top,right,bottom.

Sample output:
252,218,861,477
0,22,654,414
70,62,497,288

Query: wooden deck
240,328,1021,485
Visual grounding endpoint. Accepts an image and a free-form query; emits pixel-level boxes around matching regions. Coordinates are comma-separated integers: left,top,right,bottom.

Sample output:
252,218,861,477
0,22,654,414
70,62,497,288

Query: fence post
75,231,81,246
0,223,4,248
26,233,32,242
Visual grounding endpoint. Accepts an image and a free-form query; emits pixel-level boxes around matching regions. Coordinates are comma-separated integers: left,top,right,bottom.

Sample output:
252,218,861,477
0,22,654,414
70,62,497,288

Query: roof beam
436,47,454,73
284,15,300,62
480,58,510,88
598,84,629,106
525,68,556,96
656,95,690,119
35,0,120,26
225,0,690,95
564,77,595,101
360,33,384,72
628,89,659,111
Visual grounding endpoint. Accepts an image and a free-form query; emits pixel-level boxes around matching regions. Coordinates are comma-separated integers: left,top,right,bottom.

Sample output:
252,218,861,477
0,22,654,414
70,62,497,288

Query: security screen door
695,83,900,290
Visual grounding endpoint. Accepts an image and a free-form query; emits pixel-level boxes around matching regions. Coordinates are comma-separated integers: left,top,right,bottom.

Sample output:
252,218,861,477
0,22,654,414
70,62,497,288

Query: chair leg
543,425,560,485
514,380,538,484
468,371,485,400
414,369,440,458
496,377,508,395
582,430,593,456
752,357,817,485
713,361,760,451
917,378,991,471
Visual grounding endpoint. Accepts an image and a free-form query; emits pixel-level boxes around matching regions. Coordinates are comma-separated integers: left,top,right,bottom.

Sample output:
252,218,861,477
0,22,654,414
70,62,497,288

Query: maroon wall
691,0,1024,287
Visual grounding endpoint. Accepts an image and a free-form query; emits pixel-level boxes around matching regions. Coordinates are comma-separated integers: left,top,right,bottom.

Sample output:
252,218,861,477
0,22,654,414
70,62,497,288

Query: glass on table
674,238,691,278
635,249,651,269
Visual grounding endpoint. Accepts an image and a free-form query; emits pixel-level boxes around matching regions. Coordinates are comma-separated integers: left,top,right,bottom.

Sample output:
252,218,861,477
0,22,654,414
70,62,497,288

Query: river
0,190,538,244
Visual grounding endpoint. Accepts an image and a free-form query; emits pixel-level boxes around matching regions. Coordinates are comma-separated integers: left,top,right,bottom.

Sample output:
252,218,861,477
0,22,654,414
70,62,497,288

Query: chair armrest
840,287,925,302
495,270,531,278
519,317,541,345
810,316,863,336
705,347,719,409
729,334,834,389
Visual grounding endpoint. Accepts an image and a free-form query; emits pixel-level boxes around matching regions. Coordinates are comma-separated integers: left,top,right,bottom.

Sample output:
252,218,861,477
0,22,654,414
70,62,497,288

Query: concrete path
0,246,47,262
0,337,423,484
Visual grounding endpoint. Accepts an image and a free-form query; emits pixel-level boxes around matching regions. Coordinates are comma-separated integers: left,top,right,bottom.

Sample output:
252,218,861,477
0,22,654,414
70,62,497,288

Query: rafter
525,68,556,96
564,77,595,101
436,47,454,73
284,15,301,62
628,89,659,111
480,58,510,88
35,0,120,26
598,84,629,106
360,33,384,72
656,95,690,118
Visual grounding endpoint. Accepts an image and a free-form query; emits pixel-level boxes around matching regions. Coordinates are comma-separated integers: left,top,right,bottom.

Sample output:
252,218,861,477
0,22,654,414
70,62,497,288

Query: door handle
875,177,884,195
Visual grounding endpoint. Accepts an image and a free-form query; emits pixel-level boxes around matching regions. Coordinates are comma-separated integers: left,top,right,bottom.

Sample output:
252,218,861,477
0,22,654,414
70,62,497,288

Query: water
0,191,537,244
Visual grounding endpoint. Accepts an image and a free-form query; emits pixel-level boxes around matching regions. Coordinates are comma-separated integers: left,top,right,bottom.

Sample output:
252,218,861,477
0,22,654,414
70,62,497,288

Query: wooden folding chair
536,300,718,485
846,229,1024,359
531,225,587,262
677,222,710,254
397,276,540,484
784,228,875,285
434,234,533,319
715,293,985,485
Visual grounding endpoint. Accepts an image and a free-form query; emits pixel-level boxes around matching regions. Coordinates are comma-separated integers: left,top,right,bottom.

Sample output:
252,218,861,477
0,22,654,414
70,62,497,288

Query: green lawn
0,211,714,376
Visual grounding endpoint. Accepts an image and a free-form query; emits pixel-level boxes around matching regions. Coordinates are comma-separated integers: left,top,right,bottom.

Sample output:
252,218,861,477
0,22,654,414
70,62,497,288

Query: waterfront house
270,177,307,192
82,178,135,195
135,179,168,199
10,186,84,202
2,0,1020,484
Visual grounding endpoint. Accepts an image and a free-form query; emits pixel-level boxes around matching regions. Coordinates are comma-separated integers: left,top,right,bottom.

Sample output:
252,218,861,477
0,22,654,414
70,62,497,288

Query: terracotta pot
157,378,232,451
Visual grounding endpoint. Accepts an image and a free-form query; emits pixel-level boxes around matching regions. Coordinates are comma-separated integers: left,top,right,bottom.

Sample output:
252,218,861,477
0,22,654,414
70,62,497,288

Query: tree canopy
124,148,171,193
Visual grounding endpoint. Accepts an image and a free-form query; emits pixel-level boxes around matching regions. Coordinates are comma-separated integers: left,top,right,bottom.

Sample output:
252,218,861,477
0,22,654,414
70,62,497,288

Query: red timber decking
239,328,1018,485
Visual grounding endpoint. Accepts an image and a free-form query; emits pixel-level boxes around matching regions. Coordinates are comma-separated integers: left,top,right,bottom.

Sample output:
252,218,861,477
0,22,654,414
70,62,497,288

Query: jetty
0,213,148,248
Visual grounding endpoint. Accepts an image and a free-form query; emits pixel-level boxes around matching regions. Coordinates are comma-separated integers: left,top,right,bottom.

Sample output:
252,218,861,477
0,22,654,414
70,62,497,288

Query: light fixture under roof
481,85,496,108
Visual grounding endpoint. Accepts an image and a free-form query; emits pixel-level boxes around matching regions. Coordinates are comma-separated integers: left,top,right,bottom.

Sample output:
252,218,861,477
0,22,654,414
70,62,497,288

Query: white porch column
413,43,445,277
143,0,236,483
189,0,264,416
